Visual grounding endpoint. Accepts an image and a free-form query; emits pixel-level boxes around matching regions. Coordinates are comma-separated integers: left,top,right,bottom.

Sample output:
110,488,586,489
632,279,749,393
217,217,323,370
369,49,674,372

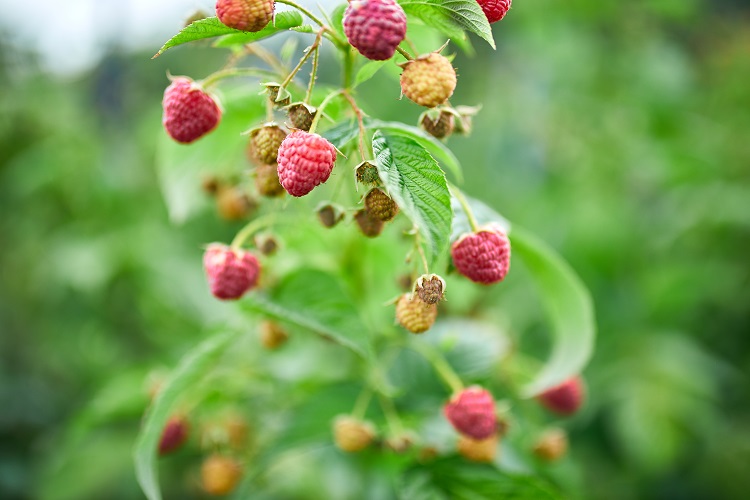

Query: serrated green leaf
212,11,305,48
153,17,241,58
450,195,595,396
243,269,370,356
372,131,453,263
323,119,463,182
354,60,389,88
400,0,495,50
133,330,238,500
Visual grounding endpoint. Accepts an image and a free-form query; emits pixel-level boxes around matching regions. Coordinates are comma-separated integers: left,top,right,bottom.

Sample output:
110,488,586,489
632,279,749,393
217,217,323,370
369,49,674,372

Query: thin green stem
200,68,278,89
396,46,414,61
450,184,480,232
378,394,404,434
277,0,346,48
280,31,322,88
305,46,319,103
414,234,430,275
351,387,373,419
308,90,343,133
343,48,355,89
404,36,419,56
411,341,464,394
230,214,277,249
343,90,367,161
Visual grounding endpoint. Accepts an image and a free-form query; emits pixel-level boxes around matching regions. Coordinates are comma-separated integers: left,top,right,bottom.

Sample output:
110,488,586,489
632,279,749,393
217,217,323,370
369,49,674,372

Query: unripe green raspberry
400,53,457,108
248,125,286,165
395,293,437,333
216,0,274,32
287,103,317,131
255,163,285,197
364,188,399,221
333,415,376,452
356,161,380,185
265,83,292,108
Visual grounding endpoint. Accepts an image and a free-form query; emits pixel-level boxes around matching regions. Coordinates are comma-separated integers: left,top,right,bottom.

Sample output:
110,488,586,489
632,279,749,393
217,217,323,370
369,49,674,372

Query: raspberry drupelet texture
364,188,399,221
444,386,498,440
400,53,457,108
537,376,584,416
395,293,437,333
477,0,511,24
451,227,511,285
343,0,407,61
248,125,286,164
203,244,260,300
277,131,337,197
162,77,221,144
215,0,275,32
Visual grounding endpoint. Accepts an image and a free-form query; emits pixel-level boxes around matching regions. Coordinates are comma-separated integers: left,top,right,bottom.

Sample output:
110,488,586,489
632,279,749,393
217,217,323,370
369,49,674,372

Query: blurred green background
1,0,749,498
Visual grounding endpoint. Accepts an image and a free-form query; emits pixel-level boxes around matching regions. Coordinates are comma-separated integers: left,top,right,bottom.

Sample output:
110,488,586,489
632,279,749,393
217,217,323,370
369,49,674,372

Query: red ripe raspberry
477,0,511,24
277,131,337,197
162,77,221,144
537,376,584,416
451,227,511,285
203,244,260,300
343,0,407,61
444,386,497,440
215,0,275,32
158,416,189,455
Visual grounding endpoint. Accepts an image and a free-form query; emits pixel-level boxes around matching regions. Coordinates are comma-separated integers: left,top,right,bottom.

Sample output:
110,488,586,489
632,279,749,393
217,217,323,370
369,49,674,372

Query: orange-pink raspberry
203,244,260,300
537,376,584,416
477,0,511,24
158,416,189,455
451,227,511,284
215,0,274,32
162,77,221,144
343,0,407,61
444,386,497,440
277,131,337,197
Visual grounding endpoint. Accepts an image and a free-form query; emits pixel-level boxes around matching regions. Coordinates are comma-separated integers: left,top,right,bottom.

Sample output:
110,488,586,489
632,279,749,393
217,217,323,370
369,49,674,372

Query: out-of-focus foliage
1,0,749,498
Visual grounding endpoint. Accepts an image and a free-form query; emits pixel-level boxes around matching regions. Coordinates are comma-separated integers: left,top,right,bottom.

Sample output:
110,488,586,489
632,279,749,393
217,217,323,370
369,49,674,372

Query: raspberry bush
138,1,595,497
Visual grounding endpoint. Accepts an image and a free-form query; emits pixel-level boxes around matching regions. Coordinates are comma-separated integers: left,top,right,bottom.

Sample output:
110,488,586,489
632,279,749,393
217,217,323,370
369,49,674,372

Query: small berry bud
420,109,454,139
395,293,437,334
265,83,292,108
255,163,285,197
457,433,498,463
259,320,289,349
354,208,385,238
533,428,568,461
333,415,376,452
414,274,446,304
355,161,380,185
287,102,317,131
364,188,399,221
318,204,345,228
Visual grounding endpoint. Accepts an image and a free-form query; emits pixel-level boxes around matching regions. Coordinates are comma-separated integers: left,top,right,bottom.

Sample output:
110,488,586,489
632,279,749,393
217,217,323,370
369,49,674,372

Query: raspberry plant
137,0,595,497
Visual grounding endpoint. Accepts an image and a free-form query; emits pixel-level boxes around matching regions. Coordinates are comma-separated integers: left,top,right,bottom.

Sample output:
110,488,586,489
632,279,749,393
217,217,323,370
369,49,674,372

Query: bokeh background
1,0,749,498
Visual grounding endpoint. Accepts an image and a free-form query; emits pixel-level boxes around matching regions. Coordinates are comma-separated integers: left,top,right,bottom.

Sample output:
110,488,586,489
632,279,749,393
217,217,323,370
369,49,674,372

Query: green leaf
153,17,241,58
354,60,389,88
323,119,464,182
243,268,370,356
213,12,306,47
400,0,496,50
133,330,238,500
372,131,453,263
511,227,595,397
451,195,595,397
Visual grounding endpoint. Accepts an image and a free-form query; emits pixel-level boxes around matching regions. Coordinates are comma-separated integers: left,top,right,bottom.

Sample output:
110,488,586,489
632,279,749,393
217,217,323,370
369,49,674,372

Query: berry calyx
265,82,292,108
400,53,457,108
477,0,512,24
364,188,399,221
203,244,260,300
395,293,437,334
343,0,407,61
414,274,446,305
537,376,584,416
333,415,376,452
457,433,498,463
248,124,287,165
162,77,221,144
277,131,337,197
444,386,497,440
201,454,243,495
215,0,275,32
158,416,190,455
451,226,511,285
355,161,380,185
